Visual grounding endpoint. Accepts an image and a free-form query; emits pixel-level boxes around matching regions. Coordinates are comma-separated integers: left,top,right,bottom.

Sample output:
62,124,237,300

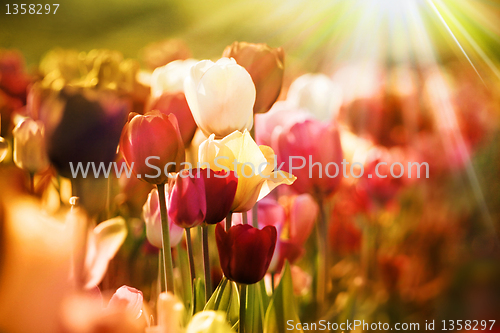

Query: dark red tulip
120,110,184,184
146,92,197,147
223,42,284,114
215,223,277,284
167,169,206,229
198,168,238,225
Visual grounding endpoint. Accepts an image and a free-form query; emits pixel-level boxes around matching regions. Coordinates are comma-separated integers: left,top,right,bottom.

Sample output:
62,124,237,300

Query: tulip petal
107,285,143,319
85,217,127,288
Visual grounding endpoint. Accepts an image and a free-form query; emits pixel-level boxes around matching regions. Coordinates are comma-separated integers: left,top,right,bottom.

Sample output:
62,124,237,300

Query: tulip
167,169,206,229
198,168,238,224
142,188,184,248
274,118,342,198
254,101,312,146
44,88,130,179
120,111,184,185
12,118,50,174
287,194,318,246
156,292,184,333
286,73,342,122
184,58,255,138
186,311,234,333
223,41,284,114
149,60,200,146
147,92,197,147
107,286,144,319
215,223,277,284
199,130,296,212
150,59,199,97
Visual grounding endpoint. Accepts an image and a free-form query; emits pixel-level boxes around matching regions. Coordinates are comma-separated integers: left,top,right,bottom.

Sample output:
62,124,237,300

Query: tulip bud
167,170,206,229
186,311,234,333
107,285,143,319
274,118,343,198
223,42,284,114
184,58,255,138
120,111,184,184
142,188,184,248
215,223,277,284
12,118,50,174
288,194,318,246
199,168,238,225
287,73,342,122
157,292,184,333
147,92,197,147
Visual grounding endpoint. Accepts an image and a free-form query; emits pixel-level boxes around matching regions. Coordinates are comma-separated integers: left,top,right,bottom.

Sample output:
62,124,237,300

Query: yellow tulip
198,130,296,212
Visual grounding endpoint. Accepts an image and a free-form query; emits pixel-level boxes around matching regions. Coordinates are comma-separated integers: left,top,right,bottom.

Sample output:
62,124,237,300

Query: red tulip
223,42,284,114
120,111,184,184
215,223,277,284
198,168,238,225
146,92,197,147
274,118,343,198
168,169,206,229
328,207,362,256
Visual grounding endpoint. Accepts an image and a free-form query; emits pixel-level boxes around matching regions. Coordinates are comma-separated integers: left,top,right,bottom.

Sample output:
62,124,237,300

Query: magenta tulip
168,170,206,229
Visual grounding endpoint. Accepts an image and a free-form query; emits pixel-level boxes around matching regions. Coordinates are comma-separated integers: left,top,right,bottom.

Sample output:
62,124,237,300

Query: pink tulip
254,101,311,146
288,194,318,246
107,286,144,319
274,118,343,198
167,170,206,229
142,188,184,248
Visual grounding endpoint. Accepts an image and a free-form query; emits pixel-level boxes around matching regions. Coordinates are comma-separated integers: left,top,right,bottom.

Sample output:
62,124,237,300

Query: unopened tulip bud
223,42,284,114
142,188,184,248
167,169,206,229
12,118,50,173
215,223,277,284
184,58,255,138
186,310,234,333
157,292,184,333
120,111,185,184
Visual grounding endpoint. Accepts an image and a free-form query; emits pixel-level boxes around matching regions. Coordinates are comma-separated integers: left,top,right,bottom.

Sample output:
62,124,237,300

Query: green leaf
205,277,240,326
264,262,303,333
193,277,206,314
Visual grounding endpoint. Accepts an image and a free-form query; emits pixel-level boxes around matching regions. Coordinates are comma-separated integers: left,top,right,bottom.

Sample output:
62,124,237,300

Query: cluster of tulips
0,37,498,333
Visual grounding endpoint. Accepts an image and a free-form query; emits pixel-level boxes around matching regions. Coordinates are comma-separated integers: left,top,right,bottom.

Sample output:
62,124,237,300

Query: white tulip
286,73,342,122
150,59,199,98
13,118,50,173
184,57,255,138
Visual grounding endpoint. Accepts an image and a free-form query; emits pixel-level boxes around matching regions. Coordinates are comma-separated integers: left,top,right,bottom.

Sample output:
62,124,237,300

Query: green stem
202,225,212,304
226,212,232,231
158,251,165,295
157,183,175,294
239,284,247,333
315,197,328,314
185,228,196,287
271,272,275,294
252,202,258,227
